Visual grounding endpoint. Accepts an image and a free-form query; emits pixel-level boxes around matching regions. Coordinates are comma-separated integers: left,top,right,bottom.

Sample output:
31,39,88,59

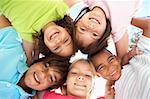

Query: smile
50,32,59,40
33,72,40,84
90,17,100,24
110,70,117,76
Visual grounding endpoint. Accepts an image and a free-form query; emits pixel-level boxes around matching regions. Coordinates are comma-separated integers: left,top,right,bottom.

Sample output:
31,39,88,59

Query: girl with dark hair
0,0,80,65
68,0,140,59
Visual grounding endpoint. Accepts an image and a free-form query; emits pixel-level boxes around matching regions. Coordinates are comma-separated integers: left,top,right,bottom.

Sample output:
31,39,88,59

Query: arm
122,18,150,65
131,17,150,38
23,40,34,65
0,15,11,28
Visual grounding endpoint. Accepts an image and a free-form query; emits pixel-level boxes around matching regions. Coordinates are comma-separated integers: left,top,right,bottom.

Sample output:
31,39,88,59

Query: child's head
36,15,77,57
74,7,111,55
66,59,96,99
24,54,70,91
89,49,121,81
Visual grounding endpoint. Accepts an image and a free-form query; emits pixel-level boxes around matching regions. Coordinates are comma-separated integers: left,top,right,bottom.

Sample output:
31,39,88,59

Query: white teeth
110,71,116,76
90,18,99,24
34,73,40,83
50,32,59,40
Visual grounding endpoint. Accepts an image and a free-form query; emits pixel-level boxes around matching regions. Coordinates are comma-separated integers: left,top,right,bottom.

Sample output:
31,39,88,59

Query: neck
17,75,32,94
64,0,82,8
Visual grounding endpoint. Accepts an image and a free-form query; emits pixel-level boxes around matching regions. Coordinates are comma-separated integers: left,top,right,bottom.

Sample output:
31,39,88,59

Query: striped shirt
115,35,150,99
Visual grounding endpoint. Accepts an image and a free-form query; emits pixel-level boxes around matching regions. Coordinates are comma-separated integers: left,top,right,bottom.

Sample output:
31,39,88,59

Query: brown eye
97,65,104,72
92,33,98,37
85,74,92,78
64,38,69,43
80,27,86,31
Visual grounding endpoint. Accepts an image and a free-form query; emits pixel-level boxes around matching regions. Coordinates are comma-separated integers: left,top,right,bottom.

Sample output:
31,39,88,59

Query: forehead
91,50,112,62
70,60,94,73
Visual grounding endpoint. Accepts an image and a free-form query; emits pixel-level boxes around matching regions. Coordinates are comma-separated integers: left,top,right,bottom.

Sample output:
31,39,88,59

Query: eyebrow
107,55,114,61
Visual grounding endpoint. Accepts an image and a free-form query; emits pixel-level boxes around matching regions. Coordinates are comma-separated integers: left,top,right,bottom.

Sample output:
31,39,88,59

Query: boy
89,18,150,99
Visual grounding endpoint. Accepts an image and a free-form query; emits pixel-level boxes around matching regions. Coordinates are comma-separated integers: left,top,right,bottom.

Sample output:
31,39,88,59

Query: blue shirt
0,27,35,99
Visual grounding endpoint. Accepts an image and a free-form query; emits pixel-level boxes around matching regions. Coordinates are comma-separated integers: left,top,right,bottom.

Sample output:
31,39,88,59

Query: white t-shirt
115,35,150,99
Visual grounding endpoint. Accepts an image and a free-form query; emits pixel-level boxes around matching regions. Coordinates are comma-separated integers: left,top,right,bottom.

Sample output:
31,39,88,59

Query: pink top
43,90,105,99
84,0,140,42
43,91,77,99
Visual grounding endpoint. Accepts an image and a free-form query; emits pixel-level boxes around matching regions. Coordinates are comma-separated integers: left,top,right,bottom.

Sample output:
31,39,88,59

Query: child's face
43,22,74,57
75,7,107,48
24,62,62,90
91,50,121,81
66,60,95,98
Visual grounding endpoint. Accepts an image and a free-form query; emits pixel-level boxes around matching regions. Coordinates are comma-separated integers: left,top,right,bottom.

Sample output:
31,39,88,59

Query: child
72,0,140,59
36,59,98,99
89,18,150,99
34,15,77,60
0,16,70,99
0,0,79,65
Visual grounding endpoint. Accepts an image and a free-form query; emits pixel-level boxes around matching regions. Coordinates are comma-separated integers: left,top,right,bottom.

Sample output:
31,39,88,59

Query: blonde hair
69,59,96,99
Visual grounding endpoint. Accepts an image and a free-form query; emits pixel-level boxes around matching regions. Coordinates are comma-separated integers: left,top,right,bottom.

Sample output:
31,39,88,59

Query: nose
77,75,84,81
87,22,95,29
55,38,61,44
39,70,47,80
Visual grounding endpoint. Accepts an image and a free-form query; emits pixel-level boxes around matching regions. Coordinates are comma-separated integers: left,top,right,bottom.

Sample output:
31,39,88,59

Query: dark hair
33,15,77,57
74,7,112,56
88,48,112,59
32,54,70,90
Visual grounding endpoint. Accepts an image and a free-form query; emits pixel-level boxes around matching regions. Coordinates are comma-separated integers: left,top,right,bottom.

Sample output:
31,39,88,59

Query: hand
121,44,143,66
0,15,11,28
105,80,115,99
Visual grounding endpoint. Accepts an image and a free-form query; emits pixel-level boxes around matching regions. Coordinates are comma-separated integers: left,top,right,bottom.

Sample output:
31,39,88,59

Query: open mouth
33,72,40,84
50,32,59,40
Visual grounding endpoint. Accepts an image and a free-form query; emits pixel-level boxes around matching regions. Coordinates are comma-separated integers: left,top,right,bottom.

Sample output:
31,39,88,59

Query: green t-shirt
0,0,69,42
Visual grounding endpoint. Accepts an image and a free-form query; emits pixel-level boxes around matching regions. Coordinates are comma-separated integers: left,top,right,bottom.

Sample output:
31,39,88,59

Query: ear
96,72,101,77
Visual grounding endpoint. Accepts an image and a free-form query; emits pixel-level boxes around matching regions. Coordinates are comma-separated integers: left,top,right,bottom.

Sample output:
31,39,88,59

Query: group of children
0,0,150,99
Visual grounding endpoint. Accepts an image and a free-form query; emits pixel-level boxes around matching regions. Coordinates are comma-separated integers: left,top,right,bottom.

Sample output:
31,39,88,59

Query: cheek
86,79,93,89
44,41,54,50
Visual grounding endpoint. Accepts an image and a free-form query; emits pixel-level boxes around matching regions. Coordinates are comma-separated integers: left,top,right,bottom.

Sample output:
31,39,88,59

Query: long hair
33,15,77,57
73,7,112,56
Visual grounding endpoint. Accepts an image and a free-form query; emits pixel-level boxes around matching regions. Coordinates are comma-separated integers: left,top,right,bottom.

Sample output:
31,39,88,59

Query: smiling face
43,22,74,57
24,62,62,90
91,50,122,81
75,7,107,48
66,60,95,98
